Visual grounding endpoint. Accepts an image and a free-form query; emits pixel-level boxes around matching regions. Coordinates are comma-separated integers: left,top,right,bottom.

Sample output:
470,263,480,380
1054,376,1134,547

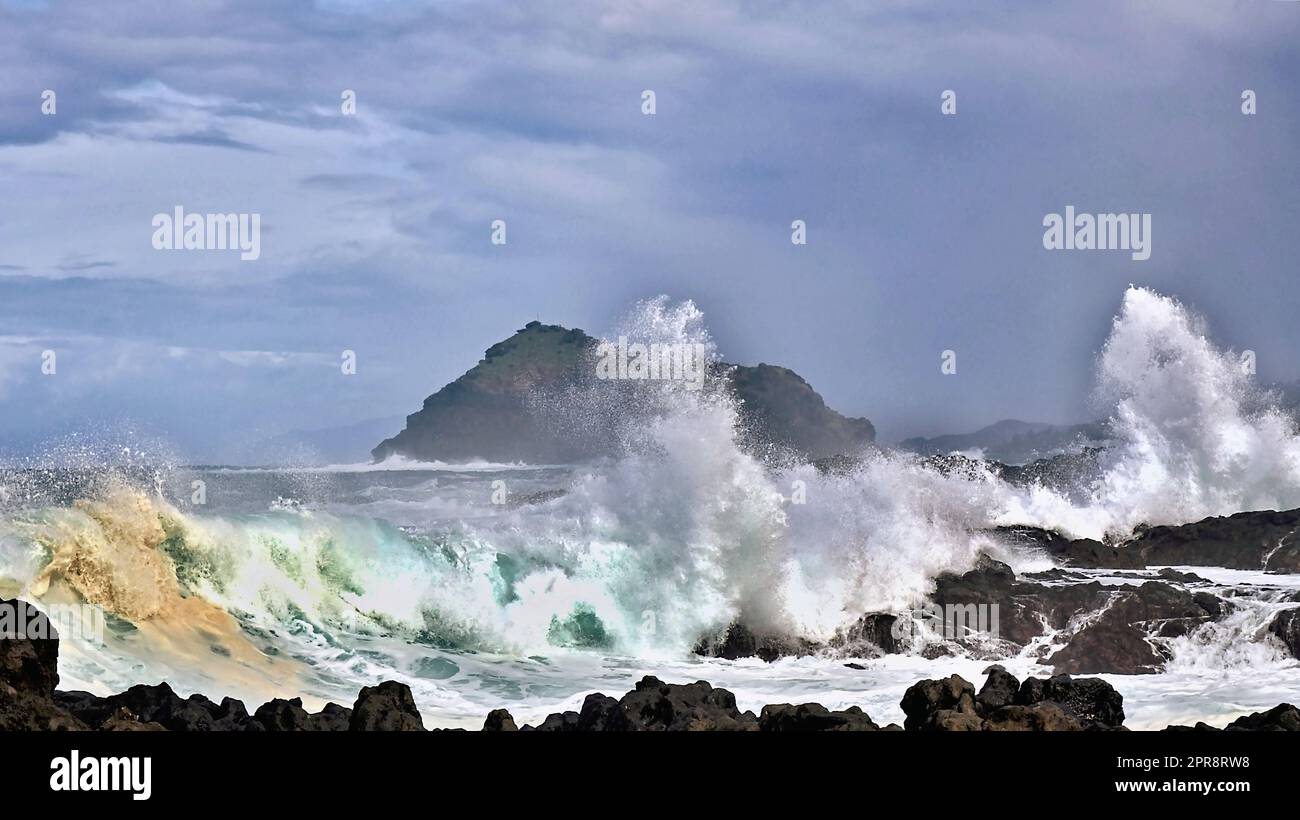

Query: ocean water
2,287,1299,730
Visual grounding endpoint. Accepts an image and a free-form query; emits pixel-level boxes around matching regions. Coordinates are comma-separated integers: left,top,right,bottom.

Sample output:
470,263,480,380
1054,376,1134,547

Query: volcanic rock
349,681,425,731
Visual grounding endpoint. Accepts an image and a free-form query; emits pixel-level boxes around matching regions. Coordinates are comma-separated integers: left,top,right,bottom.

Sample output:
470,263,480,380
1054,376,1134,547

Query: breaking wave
3,286,1300,714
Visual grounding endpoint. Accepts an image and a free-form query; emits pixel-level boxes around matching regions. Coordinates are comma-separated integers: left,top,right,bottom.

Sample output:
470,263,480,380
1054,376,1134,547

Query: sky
1,0,1298,463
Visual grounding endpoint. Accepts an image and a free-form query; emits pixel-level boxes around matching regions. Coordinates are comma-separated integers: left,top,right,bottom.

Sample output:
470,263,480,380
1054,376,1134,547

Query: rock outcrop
1132,510,1300,572
694,622,819,662
349,681,425,731
1268,607,1300,659
1224,704,1300,731
697,555,1232,674
901,668,1124,731
1046,584,1222,675
372,320,875,464
926,556,1226,674
993,506,1300,574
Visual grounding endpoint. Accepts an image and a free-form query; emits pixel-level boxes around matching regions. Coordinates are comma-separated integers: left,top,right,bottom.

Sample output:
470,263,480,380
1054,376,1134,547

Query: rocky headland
371,320,875,464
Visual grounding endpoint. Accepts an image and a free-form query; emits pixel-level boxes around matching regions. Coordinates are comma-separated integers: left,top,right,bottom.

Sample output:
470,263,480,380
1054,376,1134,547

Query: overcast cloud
1,0,1298,462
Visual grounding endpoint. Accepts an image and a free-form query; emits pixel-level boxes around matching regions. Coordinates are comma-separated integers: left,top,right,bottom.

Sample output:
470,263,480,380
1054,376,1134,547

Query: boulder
1048,584,1222,674
99,707,167,732
349,681,425,731
929,557,1111,647
1132,509,1300,572
254,697,350,731
758,703,880,731
1049,621,1164,675
55,683,261,731
1224,704,1300,731
693,622,818,662
1016,674,1124,729
575,693,634,731
482,708,518,731
1268,608,1300,660
529,711,581,732
976,665,1020,713
0,598,60,696
0,682,87,730
618,676,758,731
1062,538,1145,569
983,703,1083,731
830,613,901,656
1163,722,1221,732
900,674,978,731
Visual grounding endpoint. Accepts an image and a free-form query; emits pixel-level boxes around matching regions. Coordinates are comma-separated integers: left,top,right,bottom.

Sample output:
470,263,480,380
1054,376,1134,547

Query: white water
3,287,1300,728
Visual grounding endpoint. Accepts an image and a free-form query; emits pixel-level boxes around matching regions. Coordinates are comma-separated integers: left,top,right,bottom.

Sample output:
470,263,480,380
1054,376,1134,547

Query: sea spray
4,288,1300,726
1002,287,1300,541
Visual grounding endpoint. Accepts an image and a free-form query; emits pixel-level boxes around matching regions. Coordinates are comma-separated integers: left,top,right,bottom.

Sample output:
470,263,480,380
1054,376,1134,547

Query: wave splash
4,287,1300,668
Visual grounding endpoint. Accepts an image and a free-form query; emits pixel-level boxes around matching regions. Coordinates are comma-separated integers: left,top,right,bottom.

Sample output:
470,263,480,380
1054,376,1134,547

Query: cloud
0,0,1298,456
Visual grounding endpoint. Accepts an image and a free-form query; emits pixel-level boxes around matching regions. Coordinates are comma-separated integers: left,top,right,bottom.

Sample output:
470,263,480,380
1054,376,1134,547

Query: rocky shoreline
2,597,1296,732
695,504,1300,675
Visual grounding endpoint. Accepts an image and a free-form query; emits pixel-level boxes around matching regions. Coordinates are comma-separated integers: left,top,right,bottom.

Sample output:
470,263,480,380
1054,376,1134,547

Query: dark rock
531,711,580,732
99,707,166,732
976,665,1020,714
930,556,1110,647
992,525,1074,557
1267,608,1300,660
56,683,260,731
983,703,1084,731
350,681,425,731
0,682,88,730
253,698,308,731
373,322,874,465
759,703,880,731
1024,568,1090,583
928,709,985,731
576,693,634,731
618,676,758,731
693,621,818,662
1016,674,1124,728
1156,568,1210,584
830,613,901,655
254,697,350,731
311,702,352,731
1132,509,1300,572
524,677,753,732
900,674,978,731
482,708,518,731
0,598,60,695
1048,583,1222,674
1049,621,1164,675
1062,538,1145,569
52,690,109,724
1224,704,1300,731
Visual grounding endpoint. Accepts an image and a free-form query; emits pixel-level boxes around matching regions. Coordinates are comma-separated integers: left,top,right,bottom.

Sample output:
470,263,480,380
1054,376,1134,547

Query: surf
2,286,1300,726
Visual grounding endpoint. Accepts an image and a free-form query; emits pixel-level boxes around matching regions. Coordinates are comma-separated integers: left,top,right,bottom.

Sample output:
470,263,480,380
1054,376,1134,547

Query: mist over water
2,286,1300,727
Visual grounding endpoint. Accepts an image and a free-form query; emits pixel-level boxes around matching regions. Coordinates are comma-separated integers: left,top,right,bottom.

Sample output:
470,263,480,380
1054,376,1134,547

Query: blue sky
1,0,1298,463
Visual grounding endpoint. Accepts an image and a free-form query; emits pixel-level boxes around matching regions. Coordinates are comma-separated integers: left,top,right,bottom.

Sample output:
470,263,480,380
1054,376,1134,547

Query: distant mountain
372,321,874,464
899,418,1110,465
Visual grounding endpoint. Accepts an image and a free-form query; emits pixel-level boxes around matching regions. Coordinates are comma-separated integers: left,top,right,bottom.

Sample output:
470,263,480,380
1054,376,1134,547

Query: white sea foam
6,287,1300,727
